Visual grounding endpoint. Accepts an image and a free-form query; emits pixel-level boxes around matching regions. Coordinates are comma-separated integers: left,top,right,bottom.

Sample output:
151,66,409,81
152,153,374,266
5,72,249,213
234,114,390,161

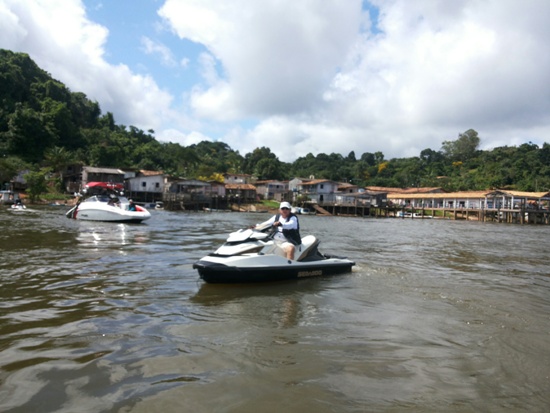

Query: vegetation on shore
1,48,549,203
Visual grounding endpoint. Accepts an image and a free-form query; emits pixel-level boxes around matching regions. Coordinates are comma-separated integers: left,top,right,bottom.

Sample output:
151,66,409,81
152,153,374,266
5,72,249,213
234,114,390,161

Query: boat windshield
86,195,112,203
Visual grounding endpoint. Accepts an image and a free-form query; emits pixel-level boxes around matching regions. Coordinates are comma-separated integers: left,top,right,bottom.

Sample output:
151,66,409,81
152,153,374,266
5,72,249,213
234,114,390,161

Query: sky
1,0,550,163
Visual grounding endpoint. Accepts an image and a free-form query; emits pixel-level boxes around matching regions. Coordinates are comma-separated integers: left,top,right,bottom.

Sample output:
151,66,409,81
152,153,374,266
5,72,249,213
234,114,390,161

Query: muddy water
0,207,549,412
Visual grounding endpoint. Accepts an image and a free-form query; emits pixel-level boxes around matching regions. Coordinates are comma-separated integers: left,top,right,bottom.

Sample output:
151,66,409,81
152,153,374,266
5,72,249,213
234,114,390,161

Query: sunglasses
281,207,289,210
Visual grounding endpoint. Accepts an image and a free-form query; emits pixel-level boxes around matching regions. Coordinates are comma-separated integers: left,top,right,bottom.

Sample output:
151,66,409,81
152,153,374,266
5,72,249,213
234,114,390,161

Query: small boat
10,201,26,211
66,182,151,223
297,207,315,215
193,227,355,283
396,211,432,218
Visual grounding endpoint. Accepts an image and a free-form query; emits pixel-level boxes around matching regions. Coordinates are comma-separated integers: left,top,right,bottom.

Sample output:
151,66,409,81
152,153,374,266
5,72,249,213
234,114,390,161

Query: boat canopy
85,182,124,191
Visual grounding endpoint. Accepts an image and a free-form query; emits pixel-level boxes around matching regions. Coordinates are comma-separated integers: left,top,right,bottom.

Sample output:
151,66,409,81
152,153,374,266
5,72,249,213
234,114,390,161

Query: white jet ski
193,226,355,283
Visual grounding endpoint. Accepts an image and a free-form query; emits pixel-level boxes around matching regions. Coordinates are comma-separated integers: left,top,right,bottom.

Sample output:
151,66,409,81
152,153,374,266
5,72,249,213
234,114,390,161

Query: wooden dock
158,194,550,224
377,206,549,224
320,203,550,224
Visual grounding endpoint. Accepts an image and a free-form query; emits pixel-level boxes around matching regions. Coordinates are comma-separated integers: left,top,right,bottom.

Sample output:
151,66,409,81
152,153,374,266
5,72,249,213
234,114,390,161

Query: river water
0,206,549,412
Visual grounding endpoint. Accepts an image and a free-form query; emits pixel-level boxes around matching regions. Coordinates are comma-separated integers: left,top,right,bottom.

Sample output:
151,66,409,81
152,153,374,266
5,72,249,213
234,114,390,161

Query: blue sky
1,0,550,162
84,0,204,92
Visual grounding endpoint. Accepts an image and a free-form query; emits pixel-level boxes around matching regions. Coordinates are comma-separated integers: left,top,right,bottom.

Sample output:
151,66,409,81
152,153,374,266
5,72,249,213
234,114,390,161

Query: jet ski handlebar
227,228,270,243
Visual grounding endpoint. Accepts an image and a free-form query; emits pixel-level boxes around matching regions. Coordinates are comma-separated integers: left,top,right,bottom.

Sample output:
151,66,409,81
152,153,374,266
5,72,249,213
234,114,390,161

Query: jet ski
193,225,355,283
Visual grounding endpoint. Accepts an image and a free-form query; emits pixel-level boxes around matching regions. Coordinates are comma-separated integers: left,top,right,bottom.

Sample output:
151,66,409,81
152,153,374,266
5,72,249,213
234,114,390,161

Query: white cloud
157,129,211,147
1,0,549,163
180,57,190,68
141,36,177,67
159,0,364,119
159,0,550,161
0,0,173,133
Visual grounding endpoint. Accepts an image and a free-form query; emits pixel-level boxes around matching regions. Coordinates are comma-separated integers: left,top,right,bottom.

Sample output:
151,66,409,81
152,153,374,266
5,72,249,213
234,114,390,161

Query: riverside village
3,165,550,225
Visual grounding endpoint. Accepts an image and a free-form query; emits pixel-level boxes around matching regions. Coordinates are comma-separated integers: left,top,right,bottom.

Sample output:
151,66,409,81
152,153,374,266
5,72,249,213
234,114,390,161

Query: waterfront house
62,164,83,193
223,173,256,185
338,182,359,193
126,170,165,202
300,179,340,203
208,181,226,197
365,186,445,195
289,177,314,192
289,177,314,203
388,190,550,209
335,189,388,207
225,183,257,203
170,179,211,194
254,180,288,201
168,179,212,202
81,166,126,188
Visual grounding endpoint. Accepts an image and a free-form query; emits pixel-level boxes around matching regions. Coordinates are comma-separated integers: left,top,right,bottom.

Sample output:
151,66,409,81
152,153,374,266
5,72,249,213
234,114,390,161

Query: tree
255,157,283,180
360,152,376,166
441,129,480,162
44,146,74,191
3,104,58,162
24,169,48,202
0,156,27,189
242,147,283,179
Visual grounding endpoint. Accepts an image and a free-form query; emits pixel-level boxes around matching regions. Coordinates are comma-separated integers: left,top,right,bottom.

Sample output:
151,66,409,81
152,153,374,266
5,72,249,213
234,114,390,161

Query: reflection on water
0,207,549,412
75,223,151,248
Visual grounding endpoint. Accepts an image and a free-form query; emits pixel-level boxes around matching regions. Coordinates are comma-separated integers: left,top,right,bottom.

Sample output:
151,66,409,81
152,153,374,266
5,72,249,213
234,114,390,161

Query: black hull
193,260,354,284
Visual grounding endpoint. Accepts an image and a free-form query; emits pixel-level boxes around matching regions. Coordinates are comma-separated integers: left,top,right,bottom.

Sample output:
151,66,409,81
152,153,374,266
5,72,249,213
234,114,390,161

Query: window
155,183,160,188
142,182,146,188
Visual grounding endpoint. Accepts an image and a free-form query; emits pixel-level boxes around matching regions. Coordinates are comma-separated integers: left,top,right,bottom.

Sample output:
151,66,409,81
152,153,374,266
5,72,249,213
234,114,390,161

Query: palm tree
44,146,74,190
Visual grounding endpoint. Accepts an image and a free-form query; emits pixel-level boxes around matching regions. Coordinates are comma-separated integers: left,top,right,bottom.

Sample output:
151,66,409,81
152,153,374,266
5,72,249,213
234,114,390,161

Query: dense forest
1,49,549,192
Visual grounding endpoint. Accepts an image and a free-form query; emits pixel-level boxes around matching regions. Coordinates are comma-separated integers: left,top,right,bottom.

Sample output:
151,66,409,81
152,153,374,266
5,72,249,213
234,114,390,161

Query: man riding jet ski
193,201,355,283
255,201,301,260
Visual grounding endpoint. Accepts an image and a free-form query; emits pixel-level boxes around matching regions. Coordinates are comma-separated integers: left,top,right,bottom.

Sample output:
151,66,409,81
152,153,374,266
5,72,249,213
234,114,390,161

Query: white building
126,171,165,201
300,179,340,203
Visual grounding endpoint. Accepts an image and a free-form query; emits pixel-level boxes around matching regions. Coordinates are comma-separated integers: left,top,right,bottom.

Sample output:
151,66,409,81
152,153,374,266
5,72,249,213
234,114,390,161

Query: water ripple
0,208,549,412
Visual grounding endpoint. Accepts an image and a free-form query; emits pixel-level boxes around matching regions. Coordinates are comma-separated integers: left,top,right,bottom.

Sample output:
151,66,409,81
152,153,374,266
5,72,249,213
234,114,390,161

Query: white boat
10,201,27,211
66,182,151,223
297,207,316,215
193,226,355,283
396,211,432,218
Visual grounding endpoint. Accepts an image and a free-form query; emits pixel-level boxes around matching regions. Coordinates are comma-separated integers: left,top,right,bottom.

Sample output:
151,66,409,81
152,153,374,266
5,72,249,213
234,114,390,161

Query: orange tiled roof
301,179,337,185
139,170,163,176
225,184,257,190
366,186,443,194
387,190,550,199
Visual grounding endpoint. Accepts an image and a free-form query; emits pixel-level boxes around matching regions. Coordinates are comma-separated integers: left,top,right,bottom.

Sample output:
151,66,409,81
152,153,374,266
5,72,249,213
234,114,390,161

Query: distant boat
204,207,230,212
10,201,27,211
65,182,151,223
297,207,316,215
396,211,432,218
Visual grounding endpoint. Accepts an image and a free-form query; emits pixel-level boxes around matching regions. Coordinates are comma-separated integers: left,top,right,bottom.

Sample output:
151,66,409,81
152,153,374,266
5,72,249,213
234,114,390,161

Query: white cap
280,201,292,209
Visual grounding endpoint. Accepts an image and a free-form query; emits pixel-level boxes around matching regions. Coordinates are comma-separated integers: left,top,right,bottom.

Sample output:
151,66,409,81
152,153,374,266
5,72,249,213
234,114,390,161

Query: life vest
275,213,302,245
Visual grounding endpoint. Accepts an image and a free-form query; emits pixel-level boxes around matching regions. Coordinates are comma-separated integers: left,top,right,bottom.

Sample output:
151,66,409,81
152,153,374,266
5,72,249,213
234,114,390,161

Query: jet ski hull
193,257,354,283
193,228,355,283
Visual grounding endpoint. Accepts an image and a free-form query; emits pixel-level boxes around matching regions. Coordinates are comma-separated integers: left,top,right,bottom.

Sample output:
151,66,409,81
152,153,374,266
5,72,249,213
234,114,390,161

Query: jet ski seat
295,235,322,261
